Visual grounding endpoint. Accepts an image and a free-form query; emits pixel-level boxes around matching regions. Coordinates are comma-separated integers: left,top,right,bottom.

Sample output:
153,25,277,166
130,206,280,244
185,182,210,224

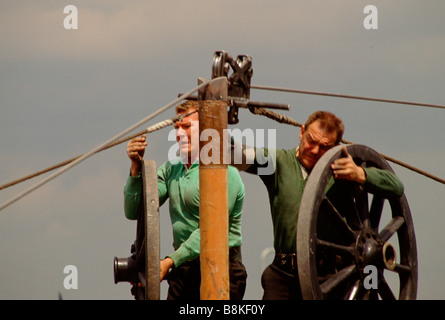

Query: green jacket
246,147,404,253
124,159,245,267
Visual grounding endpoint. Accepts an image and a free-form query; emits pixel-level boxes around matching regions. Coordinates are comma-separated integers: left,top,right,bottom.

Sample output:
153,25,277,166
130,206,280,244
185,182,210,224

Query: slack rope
0,80,211,212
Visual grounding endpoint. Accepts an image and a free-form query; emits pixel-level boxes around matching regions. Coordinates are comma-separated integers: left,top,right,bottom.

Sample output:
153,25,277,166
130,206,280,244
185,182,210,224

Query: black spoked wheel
297,144,417,300
114,160,160,300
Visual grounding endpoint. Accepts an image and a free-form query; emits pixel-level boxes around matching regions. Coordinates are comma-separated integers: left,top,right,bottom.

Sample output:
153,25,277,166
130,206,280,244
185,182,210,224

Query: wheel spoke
369,195,385,230
378,273,396,300
320,264,357,297
316,239,355,258
392,263,412,275
321,196,357,242
355,190,370,228
346,280,361,300
367,289,379,300
379,216,405,242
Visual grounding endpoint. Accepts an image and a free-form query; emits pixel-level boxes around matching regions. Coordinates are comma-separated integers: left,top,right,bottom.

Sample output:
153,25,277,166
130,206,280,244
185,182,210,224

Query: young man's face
174,109,199,163
298,119,338,170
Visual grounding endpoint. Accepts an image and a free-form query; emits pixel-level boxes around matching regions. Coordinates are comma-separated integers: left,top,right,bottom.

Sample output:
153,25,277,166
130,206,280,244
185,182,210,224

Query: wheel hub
356,228,382,275
355,227,397,276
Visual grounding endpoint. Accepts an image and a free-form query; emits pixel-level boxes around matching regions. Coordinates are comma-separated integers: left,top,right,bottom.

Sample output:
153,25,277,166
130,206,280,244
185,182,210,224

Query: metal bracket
178,50,291,123
212,50,253,124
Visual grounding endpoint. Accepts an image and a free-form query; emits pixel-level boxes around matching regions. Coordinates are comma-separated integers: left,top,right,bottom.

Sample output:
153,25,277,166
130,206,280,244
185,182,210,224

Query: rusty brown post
197,77,230,300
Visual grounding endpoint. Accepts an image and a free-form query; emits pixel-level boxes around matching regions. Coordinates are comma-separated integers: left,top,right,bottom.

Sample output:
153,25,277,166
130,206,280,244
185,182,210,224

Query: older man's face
298,120,337,170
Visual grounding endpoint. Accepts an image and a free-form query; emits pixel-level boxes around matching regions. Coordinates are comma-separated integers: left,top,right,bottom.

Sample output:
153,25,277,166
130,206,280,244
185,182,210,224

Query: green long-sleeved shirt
246,147,404,253
124,159,245,267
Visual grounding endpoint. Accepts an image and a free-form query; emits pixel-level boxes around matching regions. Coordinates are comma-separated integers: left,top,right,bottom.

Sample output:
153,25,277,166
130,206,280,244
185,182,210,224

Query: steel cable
0,110,197,192
0,80,211,212
251,84,445,110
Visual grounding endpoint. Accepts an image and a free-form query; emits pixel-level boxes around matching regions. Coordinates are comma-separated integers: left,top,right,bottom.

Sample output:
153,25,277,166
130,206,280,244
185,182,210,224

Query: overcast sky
1,1,444,300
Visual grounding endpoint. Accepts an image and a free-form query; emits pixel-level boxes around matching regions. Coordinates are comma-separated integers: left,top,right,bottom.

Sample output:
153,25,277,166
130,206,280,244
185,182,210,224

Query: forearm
130,160,141,177
123,174,142,220
363,167,404,197
168,229,201,267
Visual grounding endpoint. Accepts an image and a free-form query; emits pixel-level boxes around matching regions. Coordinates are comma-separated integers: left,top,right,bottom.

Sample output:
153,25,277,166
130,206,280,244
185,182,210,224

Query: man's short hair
175,100,198,114
305,111,344,145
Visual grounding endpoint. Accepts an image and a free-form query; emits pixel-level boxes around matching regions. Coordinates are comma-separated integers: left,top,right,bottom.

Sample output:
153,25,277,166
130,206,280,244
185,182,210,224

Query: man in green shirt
232,111,403,299
124,101,247,300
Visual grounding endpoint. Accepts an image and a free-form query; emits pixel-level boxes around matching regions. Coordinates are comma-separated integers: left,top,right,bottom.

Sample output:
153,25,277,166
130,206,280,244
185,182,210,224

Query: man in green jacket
231,110,403,300
124,101,247,300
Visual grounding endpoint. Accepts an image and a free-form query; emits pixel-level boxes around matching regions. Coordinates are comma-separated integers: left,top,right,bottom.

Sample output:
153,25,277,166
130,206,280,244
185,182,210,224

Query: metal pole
198,77,230,300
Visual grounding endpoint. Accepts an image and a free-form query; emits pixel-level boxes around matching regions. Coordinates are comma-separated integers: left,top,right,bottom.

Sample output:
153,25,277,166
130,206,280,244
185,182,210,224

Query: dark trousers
167,248,247,300
261,256,303,300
